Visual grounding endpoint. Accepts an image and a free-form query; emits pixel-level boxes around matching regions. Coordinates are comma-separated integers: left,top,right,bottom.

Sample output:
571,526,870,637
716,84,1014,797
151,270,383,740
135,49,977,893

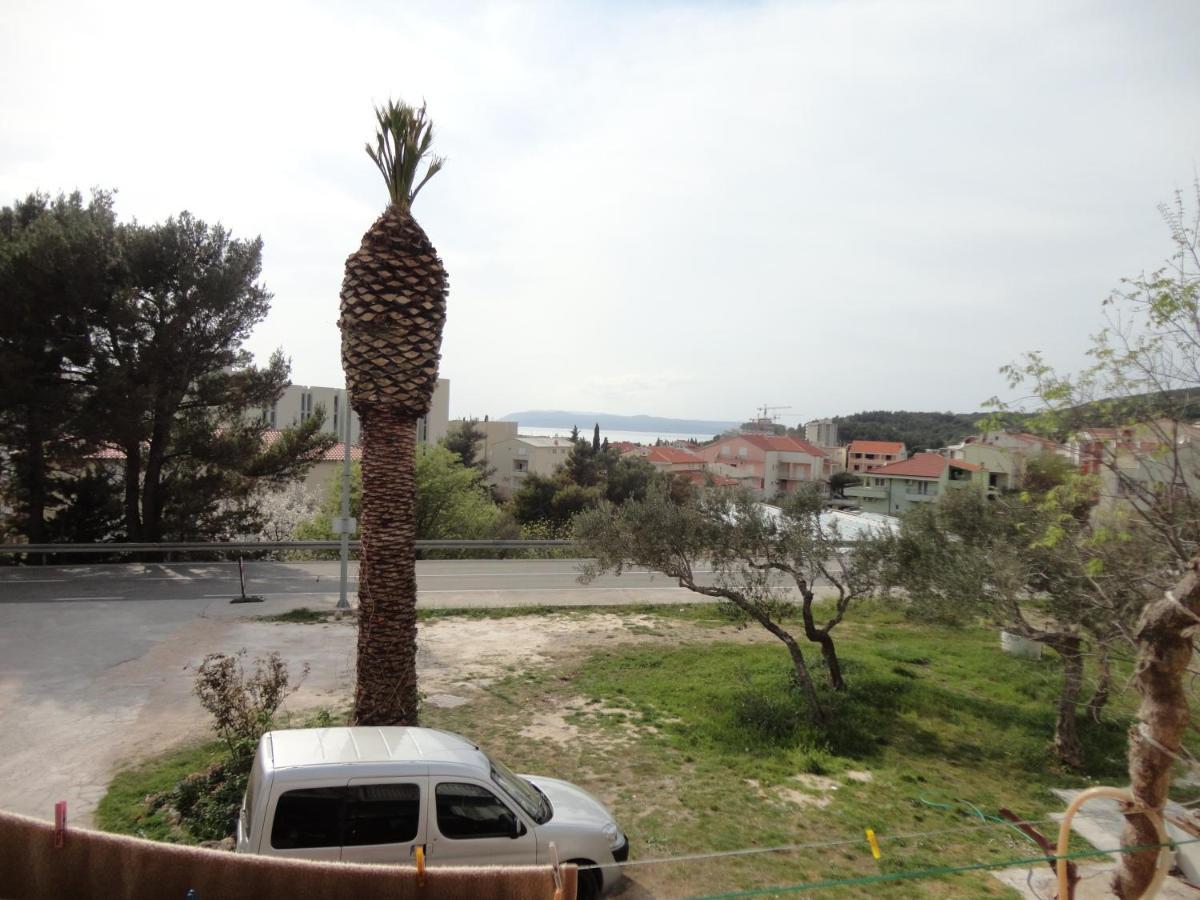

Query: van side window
435,782,518,839
344,783,421,846
271,787,345,849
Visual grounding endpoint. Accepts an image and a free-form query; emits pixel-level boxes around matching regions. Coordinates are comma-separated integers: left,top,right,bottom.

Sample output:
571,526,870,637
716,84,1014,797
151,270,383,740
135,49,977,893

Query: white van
235,726,628,897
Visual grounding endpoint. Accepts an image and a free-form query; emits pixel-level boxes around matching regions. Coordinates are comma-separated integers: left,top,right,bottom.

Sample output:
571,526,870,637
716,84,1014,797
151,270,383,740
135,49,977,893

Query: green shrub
194,650,308,763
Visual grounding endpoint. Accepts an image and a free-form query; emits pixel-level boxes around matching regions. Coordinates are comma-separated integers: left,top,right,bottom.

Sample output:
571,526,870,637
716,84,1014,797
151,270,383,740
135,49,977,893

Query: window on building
435,783,519,839
333,394,339,433
737,447,748,459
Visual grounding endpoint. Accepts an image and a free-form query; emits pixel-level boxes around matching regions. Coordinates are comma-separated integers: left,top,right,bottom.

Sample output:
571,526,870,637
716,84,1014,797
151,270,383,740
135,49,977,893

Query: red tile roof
89,430,362,462
737,434,828,456
867,452,980,478
848,440,905,455
644,446,705,465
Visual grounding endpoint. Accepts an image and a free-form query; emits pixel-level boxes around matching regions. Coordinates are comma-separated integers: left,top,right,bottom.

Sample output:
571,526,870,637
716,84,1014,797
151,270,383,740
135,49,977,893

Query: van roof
266,727,488,771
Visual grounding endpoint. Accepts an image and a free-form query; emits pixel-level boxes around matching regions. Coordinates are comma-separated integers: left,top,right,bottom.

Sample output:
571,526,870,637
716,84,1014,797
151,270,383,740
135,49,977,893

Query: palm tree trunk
353,407,420,725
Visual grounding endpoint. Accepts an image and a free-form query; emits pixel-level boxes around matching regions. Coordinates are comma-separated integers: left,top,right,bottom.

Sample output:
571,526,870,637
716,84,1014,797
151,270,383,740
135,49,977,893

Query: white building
804,418,838,448
489,434,575,496
260,379,450,446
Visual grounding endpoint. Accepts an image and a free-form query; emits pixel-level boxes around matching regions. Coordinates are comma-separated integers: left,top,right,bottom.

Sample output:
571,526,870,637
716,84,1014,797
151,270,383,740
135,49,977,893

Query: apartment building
446,419,519,471
490,434,574,496
259,379,450,446
695,434,830,498
804,418,838,448
843,452,985,516
845,440,905,474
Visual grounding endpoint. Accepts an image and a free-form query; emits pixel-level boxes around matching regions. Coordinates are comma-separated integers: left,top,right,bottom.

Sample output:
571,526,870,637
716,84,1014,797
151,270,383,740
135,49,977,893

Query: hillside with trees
822,410,999,452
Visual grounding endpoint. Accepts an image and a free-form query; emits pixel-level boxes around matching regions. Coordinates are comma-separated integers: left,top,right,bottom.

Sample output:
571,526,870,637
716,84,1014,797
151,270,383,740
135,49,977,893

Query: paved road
0,558,712,606
0,559,812,825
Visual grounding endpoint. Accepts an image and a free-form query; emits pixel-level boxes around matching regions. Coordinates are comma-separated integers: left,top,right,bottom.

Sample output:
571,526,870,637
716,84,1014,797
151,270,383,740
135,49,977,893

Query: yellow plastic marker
865,828,881,860
415,845,426,887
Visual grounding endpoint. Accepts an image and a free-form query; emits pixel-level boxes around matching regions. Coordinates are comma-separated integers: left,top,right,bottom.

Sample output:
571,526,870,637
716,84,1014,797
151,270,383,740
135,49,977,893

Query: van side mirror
509,816,526,839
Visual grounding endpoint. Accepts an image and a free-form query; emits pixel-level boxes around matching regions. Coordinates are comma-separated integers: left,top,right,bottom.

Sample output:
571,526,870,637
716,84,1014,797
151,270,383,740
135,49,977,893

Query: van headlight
602,822,622,850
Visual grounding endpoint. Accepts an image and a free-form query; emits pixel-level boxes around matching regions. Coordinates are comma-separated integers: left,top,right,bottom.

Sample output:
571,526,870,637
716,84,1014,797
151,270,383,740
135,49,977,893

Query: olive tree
874,483,1159,767
997,185,1200,896
574,483,880,725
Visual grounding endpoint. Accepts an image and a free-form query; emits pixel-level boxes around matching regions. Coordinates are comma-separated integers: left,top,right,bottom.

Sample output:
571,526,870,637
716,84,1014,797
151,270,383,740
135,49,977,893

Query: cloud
2,0,1198,422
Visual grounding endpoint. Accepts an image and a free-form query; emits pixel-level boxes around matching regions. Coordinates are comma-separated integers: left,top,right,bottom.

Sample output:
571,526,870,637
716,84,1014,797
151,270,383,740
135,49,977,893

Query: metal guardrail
0,539,574,556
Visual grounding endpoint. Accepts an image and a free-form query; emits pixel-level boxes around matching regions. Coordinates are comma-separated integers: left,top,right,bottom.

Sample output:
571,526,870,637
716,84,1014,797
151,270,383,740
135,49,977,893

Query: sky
3,1,1199,426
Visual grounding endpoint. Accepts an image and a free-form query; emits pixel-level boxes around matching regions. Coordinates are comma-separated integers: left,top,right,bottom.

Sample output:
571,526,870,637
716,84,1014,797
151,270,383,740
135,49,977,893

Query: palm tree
339,100,448,725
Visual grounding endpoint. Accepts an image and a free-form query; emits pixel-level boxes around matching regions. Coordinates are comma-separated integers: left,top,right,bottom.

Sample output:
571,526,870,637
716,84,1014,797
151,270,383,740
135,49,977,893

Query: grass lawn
95,741,227,842
423,604,1138,898
100,602,1171,897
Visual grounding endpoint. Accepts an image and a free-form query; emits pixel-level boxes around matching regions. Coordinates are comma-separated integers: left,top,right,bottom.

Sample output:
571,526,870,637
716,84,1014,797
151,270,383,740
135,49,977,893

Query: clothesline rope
689,836,1200,899
576,795,1200,872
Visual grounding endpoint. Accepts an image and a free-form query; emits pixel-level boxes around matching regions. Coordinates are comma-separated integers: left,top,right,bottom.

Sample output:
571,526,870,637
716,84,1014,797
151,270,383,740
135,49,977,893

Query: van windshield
488,754,552,824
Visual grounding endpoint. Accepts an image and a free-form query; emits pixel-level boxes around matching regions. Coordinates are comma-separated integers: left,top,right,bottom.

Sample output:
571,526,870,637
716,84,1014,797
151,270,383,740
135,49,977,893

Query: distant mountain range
501,410,740,435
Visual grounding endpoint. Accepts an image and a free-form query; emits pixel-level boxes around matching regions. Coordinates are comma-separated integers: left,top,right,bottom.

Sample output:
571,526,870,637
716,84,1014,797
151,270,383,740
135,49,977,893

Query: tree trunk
122,445,141,542
1087,647,1112,723
799,583,845,690
1050,635,1085,769
22,407,46,546
1113,558,1200,898
353,408,420,726
140,412,171,543
755,617,824,726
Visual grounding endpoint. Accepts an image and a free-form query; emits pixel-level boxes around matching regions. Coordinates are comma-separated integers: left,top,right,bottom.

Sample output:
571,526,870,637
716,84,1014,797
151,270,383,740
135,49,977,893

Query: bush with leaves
194,650,307,762
153,650,308,842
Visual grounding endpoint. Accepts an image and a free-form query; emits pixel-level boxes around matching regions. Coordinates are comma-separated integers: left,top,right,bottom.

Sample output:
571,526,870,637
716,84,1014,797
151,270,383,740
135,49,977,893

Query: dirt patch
791,773,840,792
776,788,833,809
520,711,584,746
845,769,874,784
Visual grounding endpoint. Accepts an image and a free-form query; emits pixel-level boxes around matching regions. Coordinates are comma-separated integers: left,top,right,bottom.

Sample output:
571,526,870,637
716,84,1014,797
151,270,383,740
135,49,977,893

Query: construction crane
756,404,791,422
745,404,791,434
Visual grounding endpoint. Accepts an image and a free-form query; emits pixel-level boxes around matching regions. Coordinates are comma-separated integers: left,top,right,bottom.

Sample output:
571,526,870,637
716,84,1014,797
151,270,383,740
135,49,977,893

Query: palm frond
365,99,445,213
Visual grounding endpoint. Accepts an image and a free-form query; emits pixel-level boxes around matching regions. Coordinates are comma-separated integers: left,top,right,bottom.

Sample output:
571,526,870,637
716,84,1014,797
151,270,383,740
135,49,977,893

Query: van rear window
270,783,423,849
271,787,344,849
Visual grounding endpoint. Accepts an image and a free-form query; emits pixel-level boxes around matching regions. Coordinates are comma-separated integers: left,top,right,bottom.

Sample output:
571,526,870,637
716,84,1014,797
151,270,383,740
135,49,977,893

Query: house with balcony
695,434,830,498
925,430,1067,493
843,452,985,516
1064,421,1200,514
845,440,906,474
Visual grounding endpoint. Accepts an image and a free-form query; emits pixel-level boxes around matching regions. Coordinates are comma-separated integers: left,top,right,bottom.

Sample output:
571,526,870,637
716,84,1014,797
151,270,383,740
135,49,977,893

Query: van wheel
569,861,601,900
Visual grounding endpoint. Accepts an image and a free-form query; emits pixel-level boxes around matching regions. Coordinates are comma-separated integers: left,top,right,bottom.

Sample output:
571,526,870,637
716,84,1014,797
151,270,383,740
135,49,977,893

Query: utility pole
336,392,355,611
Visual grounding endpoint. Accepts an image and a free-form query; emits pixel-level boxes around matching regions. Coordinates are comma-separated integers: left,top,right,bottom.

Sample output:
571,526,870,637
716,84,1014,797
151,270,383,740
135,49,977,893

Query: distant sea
517,425,717,445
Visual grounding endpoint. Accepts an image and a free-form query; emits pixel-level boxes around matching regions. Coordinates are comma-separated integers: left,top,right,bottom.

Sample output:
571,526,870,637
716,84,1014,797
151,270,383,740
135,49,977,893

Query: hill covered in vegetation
823,410,1000,452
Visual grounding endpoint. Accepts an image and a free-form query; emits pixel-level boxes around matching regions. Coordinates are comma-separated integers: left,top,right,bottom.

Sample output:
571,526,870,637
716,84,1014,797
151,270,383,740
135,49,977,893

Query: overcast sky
3,1,1199,425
